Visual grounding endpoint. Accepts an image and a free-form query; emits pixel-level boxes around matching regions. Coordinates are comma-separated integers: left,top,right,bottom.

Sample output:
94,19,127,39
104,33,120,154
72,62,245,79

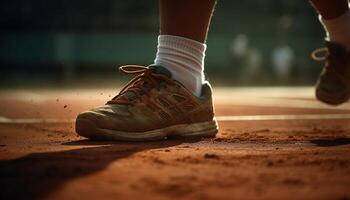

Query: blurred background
0,0,325,88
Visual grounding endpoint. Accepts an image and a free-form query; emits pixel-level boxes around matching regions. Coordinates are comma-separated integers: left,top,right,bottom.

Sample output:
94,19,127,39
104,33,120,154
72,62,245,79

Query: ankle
154,35,206,96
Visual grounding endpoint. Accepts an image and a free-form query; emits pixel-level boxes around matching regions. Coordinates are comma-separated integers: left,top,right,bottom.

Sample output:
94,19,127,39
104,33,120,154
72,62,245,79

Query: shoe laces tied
108,65,175,105
311,47,329,62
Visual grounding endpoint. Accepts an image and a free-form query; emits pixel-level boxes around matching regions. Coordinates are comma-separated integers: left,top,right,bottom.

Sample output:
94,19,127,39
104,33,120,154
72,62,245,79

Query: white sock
320,10,350,49
154,35,206,97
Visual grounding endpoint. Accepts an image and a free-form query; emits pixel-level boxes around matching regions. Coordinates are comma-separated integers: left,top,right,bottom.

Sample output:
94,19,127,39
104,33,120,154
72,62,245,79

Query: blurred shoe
75,65,218,141
312,41,350,105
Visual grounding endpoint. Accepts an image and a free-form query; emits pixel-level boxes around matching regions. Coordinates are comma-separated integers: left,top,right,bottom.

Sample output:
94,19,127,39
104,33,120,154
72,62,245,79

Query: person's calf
311,0,350,49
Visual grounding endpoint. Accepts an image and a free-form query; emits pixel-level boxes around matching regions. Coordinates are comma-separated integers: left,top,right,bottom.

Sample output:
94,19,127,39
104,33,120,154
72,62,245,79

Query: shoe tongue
111,65,172,103
148,65,172,78
326,41,347,56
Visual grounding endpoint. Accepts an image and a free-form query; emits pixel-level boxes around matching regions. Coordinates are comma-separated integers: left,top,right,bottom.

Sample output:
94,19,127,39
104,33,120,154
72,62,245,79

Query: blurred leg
310,0,348,20
155,0,217,96
310,0,350,105
310,0,350,47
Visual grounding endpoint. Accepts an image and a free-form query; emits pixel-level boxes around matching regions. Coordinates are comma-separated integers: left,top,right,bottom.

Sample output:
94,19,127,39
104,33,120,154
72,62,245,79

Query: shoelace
311,47,329,62
311,46,349,81
107,65,175,105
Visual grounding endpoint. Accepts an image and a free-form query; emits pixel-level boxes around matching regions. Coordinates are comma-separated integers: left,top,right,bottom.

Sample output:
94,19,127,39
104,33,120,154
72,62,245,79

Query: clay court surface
0,87,350,200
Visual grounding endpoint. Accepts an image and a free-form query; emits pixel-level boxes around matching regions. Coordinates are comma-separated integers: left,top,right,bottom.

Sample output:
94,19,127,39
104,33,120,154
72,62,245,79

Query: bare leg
310,0,349,19
159,0,217,43
309,0,350,47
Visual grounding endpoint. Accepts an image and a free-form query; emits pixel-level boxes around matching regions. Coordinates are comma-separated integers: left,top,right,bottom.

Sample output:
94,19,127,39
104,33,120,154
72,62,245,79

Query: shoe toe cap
75,111,101,138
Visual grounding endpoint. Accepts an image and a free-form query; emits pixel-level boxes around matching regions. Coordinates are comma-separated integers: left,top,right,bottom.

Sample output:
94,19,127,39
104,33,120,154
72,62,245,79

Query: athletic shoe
312,41,350,105
75,65,218,141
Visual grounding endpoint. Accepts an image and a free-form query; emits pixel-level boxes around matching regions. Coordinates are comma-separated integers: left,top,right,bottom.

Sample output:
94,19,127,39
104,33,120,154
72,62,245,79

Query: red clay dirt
0,88,349,200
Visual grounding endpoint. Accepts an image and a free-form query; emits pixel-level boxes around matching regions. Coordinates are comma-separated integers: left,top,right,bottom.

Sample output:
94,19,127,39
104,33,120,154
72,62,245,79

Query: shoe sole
315,87,349,105
76,118,218,141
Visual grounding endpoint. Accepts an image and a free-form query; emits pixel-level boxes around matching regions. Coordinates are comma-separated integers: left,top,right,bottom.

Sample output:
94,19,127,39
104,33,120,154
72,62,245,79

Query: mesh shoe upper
76,65,215,132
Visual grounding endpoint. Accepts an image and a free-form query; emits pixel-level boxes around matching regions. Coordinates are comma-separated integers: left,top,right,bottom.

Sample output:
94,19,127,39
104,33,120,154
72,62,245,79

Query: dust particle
64,105,68,108
213,138,225,142
282,178,303,185
152,158,165,164
204,153,220,159
267,161,274,166
313,127,321,132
